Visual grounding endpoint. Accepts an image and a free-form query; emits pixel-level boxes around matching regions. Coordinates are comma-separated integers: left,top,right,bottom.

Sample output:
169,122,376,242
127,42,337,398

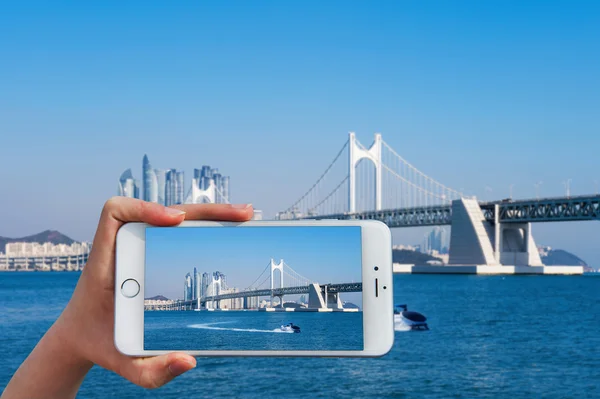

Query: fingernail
169,358,196,376
231,203,252,209
165,207,186,216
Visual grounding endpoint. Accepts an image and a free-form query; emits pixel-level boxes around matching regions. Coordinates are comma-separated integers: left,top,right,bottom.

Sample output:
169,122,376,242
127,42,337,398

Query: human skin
1,198,253,399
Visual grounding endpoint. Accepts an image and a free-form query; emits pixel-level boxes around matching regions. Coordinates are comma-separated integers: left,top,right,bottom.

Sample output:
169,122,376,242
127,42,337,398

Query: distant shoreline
0,270,82,272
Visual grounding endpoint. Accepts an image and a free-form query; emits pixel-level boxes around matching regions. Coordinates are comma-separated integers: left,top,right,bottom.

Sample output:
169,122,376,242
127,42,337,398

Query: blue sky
1,1,598,265
145,226,362,301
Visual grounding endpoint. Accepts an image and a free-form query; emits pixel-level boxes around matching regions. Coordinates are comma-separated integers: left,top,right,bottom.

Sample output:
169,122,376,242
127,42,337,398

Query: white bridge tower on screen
270,258,284,306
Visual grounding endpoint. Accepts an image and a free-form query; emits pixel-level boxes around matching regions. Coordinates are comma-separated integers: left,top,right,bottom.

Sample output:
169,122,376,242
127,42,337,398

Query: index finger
170,203,253,221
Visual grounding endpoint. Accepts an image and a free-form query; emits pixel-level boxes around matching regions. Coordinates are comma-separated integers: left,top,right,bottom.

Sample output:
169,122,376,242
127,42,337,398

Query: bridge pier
448,198,544,267
299,283,351,312
395,198,582,274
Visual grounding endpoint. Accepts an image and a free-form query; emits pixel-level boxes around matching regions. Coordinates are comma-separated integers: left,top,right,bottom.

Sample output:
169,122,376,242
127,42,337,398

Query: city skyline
144,226,363,304
1,2,599,267
118,154,231,205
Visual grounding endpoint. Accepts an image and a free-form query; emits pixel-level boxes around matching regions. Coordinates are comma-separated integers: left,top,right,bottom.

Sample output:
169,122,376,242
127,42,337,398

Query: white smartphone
114,220,394,357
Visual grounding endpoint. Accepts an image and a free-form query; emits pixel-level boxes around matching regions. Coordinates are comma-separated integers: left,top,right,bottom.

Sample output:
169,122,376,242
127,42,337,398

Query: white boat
394,305,428,331
280,323,301,333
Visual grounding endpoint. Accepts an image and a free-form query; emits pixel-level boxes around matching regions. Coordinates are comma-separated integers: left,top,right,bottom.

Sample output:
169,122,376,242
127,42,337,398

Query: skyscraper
176,171,185,204
118,169,138,198
165,169,185,206
201,272,209,298
154,169,166,205
422,227,448,253
133,180,140,199
184,273,193,301
213,170,222,202
214,271,227,290
192,267,198,300
221,176,230,203
198,166,213,190
439,227,448,253
195,268,201,300
143,155,158,202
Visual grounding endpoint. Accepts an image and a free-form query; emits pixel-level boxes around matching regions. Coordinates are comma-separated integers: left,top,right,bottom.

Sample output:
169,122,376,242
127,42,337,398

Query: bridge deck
299,195,600,227
175,282,362,307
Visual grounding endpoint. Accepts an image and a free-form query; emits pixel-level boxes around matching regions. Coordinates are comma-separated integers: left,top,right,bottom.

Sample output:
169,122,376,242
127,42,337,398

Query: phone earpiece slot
375,278,379,297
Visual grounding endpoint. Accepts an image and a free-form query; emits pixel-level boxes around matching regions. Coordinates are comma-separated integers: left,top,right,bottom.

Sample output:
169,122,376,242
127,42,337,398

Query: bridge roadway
300,195,600,227
177,282,362,308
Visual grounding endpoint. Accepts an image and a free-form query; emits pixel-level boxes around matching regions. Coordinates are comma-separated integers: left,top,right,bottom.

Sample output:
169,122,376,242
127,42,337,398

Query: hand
2,197,253,398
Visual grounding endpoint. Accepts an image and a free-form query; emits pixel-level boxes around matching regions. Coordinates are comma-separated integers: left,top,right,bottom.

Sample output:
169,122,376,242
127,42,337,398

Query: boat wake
188,323,295,334
394,322,413,332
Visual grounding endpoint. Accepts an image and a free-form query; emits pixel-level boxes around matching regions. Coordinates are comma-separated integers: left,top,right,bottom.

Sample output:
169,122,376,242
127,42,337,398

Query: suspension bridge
275,133,599,273
154,258,361,311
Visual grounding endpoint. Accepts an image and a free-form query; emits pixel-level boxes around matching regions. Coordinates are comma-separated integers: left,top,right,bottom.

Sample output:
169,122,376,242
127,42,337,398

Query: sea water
1,272,599,398
145,311,363,351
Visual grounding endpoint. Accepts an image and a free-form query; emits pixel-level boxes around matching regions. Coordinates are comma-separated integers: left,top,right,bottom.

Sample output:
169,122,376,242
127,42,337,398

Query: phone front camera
374,266,379,271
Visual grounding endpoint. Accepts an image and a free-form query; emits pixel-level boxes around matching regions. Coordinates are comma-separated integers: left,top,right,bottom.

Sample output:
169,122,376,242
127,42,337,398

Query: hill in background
0,230,76,251
394,247,589,269
393,249,442,264
145,295,170,301
541,249,588,267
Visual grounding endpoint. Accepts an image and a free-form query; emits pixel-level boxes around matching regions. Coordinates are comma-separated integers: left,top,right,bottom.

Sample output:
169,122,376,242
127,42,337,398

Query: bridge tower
187,178,216,204
206,274,222,309
349,132,382,213
270,258,284,307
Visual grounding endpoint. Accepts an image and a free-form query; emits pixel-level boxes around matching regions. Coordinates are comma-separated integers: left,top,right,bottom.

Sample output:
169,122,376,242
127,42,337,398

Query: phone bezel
114,220,394,357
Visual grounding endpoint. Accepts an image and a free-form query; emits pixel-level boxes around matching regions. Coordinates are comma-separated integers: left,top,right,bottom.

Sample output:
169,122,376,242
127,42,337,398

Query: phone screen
143,226,364,351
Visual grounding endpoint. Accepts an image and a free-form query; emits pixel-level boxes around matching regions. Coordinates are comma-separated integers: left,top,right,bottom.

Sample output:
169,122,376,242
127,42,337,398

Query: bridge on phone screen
270,133,599,271
151,259,363,312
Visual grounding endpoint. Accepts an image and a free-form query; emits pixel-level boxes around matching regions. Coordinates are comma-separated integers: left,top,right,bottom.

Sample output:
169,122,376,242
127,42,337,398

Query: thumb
122,353,196,389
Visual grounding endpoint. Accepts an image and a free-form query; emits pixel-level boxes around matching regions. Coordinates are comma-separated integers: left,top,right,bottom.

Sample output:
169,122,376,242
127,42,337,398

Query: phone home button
121,279,140,298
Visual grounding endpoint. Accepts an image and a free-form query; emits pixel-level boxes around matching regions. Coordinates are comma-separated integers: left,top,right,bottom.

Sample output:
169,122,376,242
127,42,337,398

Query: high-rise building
165,169,185,206
176,171,185,204
184,273,193,301
221,176,230,203
422,227,448,254
118,169,138,198
192,267,198,300
193,168,202,184
213,271,227,290
198,166,213,190
165,169,175,206
133,180,140,199
154,169,166,205
195,268,201,300
143,155,158,202
213,171,222,202
201,272,209,298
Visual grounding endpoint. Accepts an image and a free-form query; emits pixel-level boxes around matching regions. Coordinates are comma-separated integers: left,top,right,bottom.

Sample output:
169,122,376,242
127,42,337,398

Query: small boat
394,304,428,331
280,322,301,333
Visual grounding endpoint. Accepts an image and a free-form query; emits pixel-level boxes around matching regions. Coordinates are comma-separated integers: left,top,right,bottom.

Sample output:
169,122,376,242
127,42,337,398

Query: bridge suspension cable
381,140,463,203
255,272,272,290
245,261,271,290
307,176,349,215
282,261,312,287
280,139,349,217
